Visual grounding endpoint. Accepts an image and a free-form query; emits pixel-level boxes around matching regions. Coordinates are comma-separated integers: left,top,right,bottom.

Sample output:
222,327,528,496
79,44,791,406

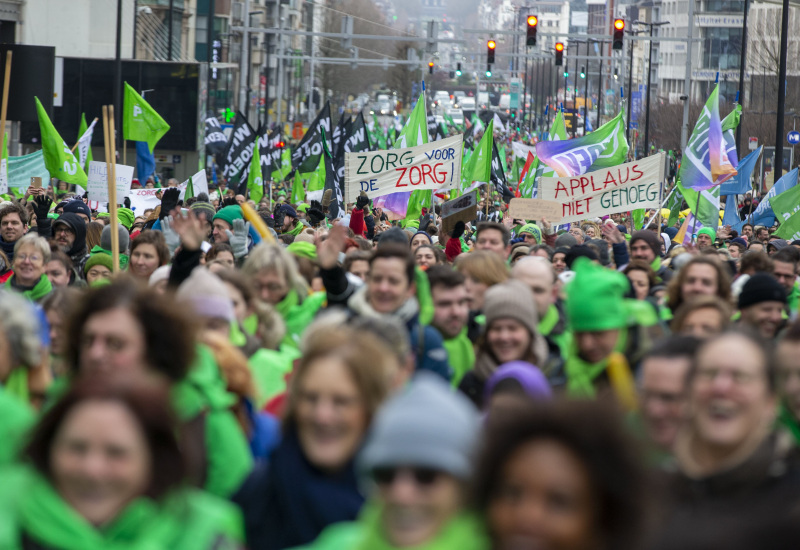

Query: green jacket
171,345,254,498
443,328,475,387
0,466,244,550
248,346,301,408
292,504,489,550
789,283,800,315
5,274,52,302
0,387,34,465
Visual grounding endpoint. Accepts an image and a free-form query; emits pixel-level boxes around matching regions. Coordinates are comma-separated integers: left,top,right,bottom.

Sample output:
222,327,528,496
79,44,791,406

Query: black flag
332,115,347,158
292,102,332,173
258,126,283,179
334,112,371,203
321,128,344,219
427,115,439,143
204,114,227,156
490,142,514,203
218,112,256,184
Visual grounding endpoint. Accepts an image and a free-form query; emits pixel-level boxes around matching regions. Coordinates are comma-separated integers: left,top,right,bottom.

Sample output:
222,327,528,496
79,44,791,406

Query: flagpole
0,51,11,164
645,183,675,230
103,105,121,274
690,191,701,243
123,140,126,166
71,117,99,154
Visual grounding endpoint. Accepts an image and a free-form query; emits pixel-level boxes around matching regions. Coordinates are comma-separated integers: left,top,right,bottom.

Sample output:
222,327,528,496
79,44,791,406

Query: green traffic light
564,71,568,77
224,108,235,123
486,70,492,77
456,70,462,76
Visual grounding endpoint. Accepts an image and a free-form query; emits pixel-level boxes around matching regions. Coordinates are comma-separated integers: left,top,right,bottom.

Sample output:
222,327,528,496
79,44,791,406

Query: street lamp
633,20,669,157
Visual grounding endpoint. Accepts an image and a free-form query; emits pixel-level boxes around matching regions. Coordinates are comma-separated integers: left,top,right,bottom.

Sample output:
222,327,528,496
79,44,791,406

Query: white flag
493,113,506,133
77,118,97,169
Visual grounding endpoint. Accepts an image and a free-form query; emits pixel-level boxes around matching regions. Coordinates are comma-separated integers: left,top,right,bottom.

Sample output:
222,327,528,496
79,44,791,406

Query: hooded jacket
51,213,89,276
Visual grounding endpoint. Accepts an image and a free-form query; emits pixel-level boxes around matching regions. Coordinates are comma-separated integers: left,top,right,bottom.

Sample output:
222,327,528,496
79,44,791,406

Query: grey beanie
554,232,578,248
100,223,130,253
359,372,479,479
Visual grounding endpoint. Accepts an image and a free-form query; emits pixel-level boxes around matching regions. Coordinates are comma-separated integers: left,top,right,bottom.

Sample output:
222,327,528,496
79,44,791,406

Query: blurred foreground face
296,357,366,472
487,319,531,364
253,268,289,305
51,400,150,526
776,340,800,421
489,439,595,550
574,330,619,365
641,356,690,451
689,336,775,453
679,307,725,339
376,468,461,547
368,258,414,314
79,308,148,377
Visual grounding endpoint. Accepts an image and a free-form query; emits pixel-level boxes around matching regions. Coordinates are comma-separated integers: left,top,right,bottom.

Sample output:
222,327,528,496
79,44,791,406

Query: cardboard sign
441,191,478,235
86,161,134,204
538,154,665,224
508,198,564,222
344,135,463,202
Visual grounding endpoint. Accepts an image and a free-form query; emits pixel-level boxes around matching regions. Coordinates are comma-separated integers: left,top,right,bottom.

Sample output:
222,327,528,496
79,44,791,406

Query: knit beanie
630,230,661,257
117,207,135,230
729,237,748,249
212,205,243,228
176,268,235,321
100,223,131,253
483,279,541,335
84,252,114,274
564,245,598,268
287,240,317,261
62,200,91,219
566,257,629,332
697,227,716,241
485,361,553,403
278,204,298,219
518,223,542,244
412,231,433,245
554,232,578,248
148,265,171,287
738,272,787,309
359,372,479,479
296,204,310,213
190,201,217,221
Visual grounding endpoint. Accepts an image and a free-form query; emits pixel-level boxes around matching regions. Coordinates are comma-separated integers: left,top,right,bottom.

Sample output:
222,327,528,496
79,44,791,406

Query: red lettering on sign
409,166,422,185
433,163,446,184
555,180,569,199
631,164,644,180
395,167,408,187
604,170,618,189
421,163,433,185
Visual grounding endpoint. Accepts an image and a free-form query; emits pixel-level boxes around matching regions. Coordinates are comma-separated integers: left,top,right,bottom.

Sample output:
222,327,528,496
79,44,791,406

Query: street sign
788,131,800,145
749,137,758,150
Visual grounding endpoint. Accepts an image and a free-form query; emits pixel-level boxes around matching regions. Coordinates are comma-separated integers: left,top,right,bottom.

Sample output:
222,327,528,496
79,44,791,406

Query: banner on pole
127,188,163,214
441,191,478,235
86,161,134,204
538,153,665,224
508,198,563,222
344,134,463,203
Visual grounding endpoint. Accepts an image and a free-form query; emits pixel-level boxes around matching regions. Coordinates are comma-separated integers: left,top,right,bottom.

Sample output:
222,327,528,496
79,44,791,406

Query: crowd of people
2,175,800,550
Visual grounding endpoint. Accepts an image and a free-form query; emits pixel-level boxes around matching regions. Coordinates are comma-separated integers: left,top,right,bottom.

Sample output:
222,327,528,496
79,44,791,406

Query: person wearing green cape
60,280,253,498
0,375,244,550
294,373,488,550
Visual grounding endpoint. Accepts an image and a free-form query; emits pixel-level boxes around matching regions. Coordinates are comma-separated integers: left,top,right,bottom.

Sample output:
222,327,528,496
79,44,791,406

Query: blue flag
136,141,156,181
720,146,761,196
722,195,740,227
733,167,799,231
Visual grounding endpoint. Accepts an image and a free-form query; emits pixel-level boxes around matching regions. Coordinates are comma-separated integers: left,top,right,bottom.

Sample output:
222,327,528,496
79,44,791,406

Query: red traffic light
277,140,285,148
614,18,625,30
428,61,434,67
487,39,496,50
555,42,564,52
527,15,538,26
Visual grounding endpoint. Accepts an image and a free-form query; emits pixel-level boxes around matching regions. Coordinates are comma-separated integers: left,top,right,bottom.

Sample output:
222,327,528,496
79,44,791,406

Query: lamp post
774,0,790,177
633,20,669,158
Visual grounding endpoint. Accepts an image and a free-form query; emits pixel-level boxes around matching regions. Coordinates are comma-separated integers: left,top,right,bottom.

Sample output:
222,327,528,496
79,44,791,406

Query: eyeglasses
16,254,42,263
54,227,74,235
695,368,761,386
372,467,442,487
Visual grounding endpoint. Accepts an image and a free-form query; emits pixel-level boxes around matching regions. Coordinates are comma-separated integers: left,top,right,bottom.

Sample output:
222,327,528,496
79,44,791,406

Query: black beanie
631,230,662,257
738,272,787,309
565,245,599,269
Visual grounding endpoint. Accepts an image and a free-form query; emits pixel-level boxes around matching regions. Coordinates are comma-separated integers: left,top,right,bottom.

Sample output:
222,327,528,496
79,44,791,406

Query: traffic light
580,66,585,79
613,68,619,80
555,42,564,66
564,70,569,78
613,19,625,50
526,15,538,46
428,61,434,74
456,62,462,76
487,39,496,64
486,65,492,78
277,140,286,148
224,107,235,123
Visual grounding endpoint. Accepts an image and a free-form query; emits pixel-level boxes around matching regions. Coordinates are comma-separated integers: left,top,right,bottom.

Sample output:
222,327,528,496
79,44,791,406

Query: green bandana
5,275,52,302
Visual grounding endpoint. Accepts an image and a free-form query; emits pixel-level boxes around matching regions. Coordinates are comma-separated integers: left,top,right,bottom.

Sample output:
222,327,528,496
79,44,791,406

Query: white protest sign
508,198,563,222
344,134,463,203
127,188,162,215
0,159,7,194
538,153,665,224
86,161,134,204
178,169,211,200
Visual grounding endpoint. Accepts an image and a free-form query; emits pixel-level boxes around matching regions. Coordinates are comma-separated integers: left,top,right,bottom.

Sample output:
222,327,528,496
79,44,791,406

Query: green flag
521,110,569,198
247,147,264,203
291,170,306,204
666,188,684,227
77,113,93,172
272,148,292,181
770,183,800,223
677,178,720,229
396,92,430,223
123,82,170,153
35,97,88,186
444,111,463,132
185,176,194,200
776,209,800,240
461,119,493,193
305,153,326,199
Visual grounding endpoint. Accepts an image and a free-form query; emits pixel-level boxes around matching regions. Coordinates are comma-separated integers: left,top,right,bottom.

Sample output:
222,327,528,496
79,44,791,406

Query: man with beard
0,202,28,262
50,213,90,278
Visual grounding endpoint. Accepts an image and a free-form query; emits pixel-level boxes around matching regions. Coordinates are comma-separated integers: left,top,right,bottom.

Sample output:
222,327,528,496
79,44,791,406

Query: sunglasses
372,467,441,487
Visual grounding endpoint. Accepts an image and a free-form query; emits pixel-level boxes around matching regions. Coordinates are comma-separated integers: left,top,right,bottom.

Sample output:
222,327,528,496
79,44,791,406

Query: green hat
212,205,243,228
117,207,135,230
287,241,317,261
566,258,629,332
84,252,114,275
518,223,542,244
296,204,310,213
697,227,716,241
96,212,110,219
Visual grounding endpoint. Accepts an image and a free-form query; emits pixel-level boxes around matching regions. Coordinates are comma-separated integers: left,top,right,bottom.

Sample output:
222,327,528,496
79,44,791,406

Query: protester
666,256,732,314
670,295,732,338
6,234,52,302
474,400,647,550
129,230,170,282
0,203,29,262
234,325,395,550
624,259,658,301
771,247,800,314
629,230,674,282
737,273,787,339
299,373,486,550
483,361,552,416
0,375,245,549
427,265,474,386
49,213,90,275
474,221,511,259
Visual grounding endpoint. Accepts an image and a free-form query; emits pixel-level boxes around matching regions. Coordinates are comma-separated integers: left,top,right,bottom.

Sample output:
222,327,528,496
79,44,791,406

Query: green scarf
0,387,34,465
297,504,489,550
779,403,800,446
565,330,628,398
248,346,301,408
275,290,327,348
285,222,305,237
0,467,243,550
5,274,52,302
443,329,476,387
537,304,572,360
